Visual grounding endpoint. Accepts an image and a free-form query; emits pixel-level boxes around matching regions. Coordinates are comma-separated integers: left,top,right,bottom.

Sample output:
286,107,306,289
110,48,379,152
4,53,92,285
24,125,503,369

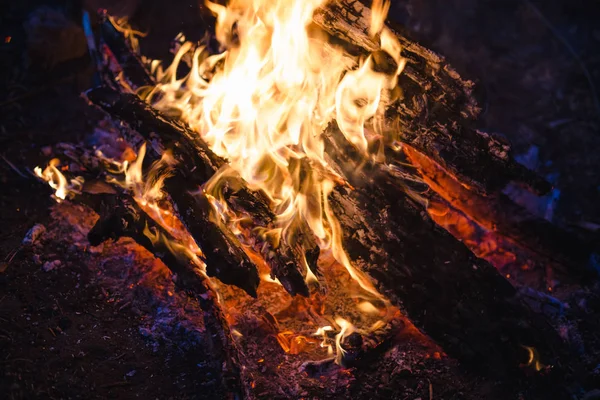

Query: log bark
324,130,575,390
86,87,315,297
314,0,550,195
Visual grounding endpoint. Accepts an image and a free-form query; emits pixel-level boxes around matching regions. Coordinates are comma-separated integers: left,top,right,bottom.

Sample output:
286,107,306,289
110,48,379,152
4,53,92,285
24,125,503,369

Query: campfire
28,0,597,397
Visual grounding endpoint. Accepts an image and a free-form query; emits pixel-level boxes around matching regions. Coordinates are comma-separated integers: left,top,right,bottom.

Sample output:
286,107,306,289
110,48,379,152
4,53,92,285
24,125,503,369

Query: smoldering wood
314,0,550,195
85,87,316,297
404,146,597,282
324,130,575,390
55,139,261,297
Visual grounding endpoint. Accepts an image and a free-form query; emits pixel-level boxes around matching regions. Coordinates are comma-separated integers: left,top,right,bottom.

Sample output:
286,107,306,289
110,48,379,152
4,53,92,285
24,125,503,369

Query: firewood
56,138,261,298
314,0,550,195
404,146,597,281
324,129,575,389
85,87,315,297
163,175,262,297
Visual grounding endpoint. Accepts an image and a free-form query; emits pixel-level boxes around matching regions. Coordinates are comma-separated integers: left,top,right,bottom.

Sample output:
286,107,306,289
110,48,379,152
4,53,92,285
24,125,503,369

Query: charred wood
314,0,549,195
324,130,575,389
404,146,598,281
85,87,315,297
164,175,261,297
55,139,261,297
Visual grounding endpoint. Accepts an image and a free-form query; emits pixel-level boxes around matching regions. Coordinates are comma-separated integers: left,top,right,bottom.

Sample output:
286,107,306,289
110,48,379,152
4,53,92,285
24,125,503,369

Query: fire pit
3,0,600,398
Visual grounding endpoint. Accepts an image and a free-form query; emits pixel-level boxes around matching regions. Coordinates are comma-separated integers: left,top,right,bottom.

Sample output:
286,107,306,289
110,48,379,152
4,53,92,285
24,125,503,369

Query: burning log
404,146,597,281
163,176,262,297
314,0,550,195
85,87,316,297
324,131,574,385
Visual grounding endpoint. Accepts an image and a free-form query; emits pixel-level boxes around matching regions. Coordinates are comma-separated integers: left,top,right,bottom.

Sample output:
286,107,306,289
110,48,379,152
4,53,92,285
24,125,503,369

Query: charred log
404,146,597,281
314,0,549,195
164,175,261,297
324,130,575,389
85,86,316,297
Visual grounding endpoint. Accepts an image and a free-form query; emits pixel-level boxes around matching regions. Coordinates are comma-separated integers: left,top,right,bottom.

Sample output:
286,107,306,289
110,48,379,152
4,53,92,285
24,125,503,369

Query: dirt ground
1,0,600,399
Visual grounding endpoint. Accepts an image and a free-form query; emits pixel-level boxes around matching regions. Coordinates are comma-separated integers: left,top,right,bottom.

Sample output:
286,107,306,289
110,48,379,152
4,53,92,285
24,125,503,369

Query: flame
334,317,355,365
521,345,546,372
314,325,334,356
35,158,83,202
150,0,403,301
36,0,412,369
102,143,206,272
107,16,146,54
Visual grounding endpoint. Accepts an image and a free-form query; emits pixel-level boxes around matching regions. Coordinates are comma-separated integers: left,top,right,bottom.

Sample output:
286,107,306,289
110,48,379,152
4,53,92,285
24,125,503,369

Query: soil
1,0,599,399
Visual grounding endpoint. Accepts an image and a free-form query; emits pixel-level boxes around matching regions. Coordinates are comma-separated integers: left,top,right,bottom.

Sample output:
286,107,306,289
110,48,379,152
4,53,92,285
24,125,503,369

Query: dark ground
1,0,600,399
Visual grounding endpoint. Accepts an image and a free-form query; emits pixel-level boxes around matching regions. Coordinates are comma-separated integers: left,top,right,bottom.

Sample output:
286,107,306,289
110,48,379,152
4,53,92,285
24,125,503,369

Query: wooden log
164,174,262,297
313,0,550,195
83,192,248,399
324,129,576,390
85,86,315,297
54,138,261,297
403,146,597,281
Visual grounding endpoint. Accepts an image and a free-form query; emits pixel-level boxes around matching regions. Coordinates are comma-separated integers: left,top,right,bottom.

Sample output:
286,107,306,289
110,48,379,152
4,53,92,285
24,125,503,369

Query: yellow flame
314,325,334,356
103,143,205,268
108,16,147,54
150,0,404,295
35,158,83,202
334,317,355,365
357,301,380,315
260,273,282,286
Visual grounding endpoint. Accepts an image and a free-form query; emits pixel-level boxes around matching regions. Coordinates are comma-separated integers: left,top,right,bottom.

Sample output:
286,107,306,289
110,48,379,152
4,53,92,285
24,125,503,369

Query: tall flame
151,0,404,297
